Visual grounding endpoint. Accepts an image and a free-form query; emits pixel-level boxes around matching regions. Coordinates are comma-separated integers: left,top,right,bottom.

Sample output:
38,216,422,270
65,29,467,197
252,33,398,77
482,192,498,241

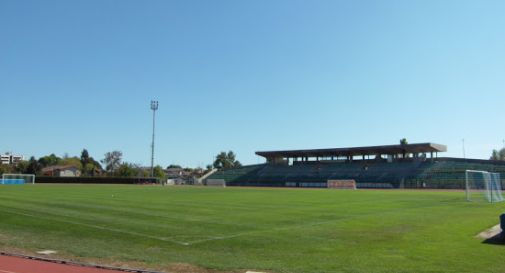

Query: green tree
490,148,505,161
79,149,104,176
83,163,96,176
153,165,166,179
213,151,242,170
14,160,29,173
26,156,40,175
116,163,137,177
61,157,83,170
399,138,409,158
38,154,61,168
88,158,104,176
101,151,122,175
132,163,147,177
0,164,13,176
80,149,90,165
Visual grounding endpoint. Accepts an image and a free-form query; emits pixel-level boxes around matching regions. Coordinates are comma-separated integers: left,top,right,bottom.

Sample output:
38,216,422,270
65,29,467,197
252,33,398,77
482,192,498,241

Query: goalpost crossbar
1,174,36,185
465,170,503,203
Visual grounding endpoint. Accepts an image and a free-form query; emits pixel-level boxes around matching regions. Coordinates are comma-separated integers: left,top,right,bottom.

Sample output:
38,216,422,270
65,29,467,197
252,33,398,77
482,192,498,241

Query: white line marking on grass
184,202,452,245
0,198,453,247
36,250,57,255
476,224,501,239
0,196,256,231
184,219,338,245
0,208,190,246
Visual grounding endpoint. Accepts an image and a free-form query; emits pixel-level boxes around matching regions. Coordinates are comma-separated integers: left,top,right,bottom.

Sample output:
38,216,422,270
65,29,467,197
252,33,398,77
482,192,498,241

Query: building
207,142,505,189
41,165,81,177
1,153,24,165
165,167,185,178
165,167,202,184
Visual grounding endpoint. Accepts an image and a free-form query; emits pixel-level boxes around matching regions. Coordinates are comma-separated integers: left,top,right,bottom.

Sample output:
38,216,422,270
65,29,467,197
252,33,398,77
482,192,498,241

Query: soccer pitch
0,185,504,273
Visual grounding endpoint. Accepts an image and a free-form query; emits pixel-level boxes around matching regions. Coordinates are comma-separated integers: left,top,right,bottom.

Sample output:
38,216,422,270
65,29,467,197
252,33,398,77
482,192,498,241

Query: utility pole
150,100,158,177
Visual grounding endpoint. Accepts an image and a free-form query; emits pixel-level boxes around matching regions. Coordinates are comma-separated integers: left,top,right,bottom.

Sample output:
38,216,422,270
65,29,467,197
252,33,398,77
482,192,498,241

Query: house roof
41,165,79,172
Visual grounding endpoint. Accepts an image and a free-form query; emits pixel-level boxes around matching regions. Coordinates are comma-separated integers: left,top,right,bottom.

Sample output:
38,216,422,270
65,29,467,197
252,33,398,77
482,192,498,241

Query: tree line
490,148,505,161
0,149,166,179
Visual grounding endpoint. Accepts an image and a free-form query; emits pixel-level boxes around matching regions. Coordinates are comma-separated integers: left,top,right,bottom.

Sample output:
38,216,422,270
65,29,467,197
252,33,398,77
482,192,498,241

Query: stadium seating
207,157,505,189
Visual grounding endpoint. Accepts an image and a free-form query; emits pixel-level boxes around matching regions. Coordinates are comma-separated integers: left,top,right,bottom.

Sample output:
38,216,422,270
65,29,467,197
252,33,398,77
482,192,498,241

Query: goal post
1,174,35,185
327,179,357,190
465,170,504,203
205,179,226,187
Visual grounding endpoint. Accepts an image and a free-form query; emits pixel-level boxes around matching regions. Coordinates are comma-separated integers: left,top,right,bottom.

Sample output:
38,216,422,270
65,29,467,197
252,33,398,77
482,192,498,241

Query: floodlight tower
150,100,159,177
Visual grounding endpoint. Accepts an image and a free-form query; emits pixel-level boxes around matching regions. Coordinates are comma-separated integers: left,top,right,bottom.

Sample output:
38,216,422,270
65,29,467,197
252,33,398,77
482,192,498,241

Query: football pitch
0,185,504,273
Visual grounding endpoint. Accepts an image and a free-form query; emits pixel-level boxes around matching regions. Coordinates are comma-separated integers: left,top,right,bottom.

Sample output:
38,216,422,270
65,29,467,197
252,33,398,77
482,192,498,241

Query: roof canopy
256,143,447,159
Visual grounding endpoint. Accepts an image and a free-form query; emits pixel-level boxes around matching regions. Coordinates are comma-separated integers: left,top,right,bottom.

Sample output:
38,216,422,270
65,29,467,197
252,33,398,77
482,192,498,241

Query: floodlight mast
150,100,158,177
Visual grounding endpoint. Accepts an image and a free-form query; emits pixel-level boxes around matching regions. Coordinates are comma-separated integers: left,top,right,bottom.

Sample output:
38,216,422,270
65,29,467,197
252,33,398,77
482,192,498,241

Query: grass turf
0,185,504,273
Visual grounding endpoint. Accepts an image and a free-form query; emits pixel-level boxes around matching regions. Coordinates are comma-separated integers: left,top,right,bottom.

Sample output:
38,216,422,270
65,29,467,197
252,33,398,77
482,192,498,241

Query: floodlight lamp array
151,100,159,110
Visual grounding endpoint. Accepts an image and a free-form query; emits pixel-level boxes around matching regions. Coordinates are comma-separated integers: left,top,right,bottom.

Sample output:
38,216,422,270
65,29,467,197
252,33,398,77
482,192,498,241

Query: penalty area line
185,202,454,245
0,208,190,246
184,219,339,245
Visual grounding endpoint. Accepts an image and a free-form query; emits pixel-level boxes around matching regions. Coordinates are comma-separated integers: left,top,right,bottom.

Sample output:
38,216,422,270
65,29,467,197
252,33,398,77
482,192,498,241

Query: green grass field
0,185,504,273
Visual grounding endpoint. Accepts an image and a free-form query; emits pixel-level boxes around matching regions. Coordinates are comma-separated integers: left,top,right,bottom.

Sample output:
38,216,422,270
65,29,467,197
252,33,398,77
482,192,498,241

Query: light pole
150,100,158,177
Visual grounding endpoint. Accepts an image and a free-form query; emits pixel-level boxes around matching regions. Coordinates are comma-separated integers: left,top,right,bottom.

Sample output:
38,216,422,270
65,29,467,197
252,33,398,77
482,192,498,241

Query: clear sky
1,0,504,168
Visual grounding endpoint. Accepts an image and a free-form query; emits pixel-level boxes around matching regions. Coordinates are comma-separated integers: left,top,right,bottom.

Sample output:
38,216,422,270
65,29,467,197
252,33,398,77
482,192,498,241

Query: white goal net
205,179,226,187
465,170,504,203
1,174,35,185
327,179,357,190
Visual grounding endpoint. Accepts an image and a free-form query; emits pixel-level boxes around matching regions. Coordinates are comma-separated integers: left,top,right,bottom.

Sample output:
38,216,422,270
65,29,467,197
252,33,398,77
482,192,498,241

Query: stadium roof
256,143,447,158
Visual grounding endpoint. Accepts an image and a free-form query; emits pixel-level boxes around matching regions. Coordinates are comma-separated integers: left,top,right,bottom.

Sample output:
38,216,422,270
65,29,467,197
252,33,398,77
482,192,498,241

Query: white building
1,153,24,165
41,165,81,177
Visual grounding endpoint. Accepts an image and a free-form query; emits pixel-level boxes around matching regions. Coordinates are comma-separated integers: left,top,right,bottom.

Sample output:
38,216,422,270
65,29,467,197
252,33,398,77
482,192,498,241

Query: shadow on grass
482,233,505,245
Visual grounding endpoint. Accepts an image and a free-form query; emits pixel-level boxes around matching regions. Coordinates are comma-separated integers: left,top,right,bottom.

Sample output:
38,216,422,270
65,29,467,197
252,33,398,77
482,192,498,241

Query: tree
80,149,103,176
135,165,149,177
490,148,505,161
101,151,122,175
153,165,166,179
26,156,40,175
491,150,499,160
61,157,83,170
213,151,241,170
498,149,505,161
83,163,97,176
0,164,13,176
80,149,90,166
400,138,408,145
116,163,137,177
13,160,29,174
38,154,61,168
167,164,181,169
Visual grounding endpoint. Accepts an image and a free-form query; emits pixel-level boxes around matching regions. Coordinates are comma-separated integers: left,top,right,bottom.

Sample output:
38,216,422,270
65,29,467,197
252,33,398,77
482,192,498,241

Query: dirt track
0,255,125,273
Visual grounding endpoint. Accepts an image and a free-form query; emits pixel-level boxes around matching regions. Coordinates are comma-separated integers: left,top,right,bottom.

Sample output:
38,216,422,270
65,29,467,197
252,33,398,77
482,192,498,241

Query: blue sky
1,0,504,168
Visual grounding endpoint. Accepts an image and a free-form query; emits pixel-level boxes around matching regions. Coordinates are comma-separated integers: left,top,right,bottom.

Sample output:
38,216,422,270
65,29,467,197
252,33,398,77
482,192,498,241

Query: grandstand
207,143,505,189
